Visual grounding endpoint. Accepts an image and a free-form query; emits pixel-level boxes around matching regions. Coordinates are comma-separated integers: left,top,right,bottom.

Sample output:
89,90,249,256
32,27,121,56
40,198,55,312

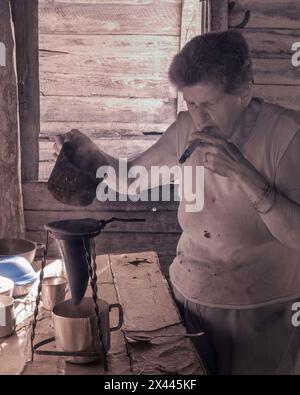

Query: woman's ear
240,82,253,108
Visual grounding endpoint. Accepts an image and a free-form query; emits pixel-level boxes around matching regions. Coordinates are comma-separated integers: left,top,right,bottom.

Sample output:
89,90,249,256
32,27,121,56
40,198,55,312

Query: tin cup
52,297,123,364
0,295,29,338
41,276,68,311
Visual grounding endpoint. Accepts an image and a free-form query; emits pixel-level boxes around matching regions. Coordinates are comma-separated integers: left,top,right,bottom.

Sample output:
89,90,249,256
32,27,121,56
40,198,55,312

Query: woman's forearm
233,161,300,251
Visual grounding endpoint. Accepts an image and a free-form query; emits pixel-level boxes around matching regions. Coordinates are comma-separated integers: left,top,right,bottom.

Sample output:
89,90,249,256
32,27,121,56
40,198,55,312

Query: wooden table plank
110,252,181,332
110,251,207,375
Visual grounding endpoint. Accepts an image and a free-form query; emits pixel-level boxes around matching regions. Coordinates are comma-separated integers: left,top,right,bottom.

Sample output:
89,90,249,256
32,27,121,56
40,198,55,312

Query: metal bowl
0,239,44,264
0,239,44,297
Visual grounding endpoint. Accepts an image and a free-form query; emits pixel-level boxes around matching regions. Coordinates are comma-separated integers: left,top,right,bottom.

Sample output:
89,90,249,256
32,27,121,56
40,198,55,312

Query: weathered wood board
40,96,176,124
39,34,178,98
242,29,300,59
0,0,24,238
11,0,40,181
22,182,179,212
39,0,181,35
229,0,300,29
40,121,169,138
110,252,206,374
253,85,300,111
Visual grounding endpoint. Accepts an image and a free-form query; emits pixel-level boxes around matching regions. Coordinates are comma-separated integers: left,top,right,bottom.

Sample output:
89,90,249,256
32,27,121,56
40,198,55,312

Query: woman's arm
188,129,300,251
54,114,181,193
233,131,300,251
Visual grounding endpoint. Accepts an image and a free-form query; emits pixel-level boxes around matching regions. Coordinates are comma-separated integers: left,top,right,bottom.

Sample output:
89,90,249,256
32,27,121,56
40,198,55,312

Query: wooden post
0,0,25,238
11,0,40,181
211,0,228,31
177,0,228,113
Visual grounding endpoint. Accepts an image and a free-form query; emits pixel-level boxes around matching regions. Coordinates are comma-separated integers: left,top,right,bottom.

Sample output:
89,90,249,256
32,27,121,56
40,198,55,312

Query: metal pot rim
0,238,37,255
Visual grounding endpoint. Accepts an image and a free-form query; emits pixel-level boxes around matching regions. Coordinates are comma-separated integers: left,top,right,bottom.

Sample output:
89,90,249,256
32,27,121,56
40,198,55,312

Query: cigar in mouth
179,127,210,164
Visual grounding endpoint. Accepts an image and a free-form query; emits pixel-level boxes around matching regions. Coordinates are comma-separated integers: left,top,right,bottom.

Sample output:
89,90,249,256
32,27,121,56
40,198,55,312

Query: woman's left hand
188,131,249,177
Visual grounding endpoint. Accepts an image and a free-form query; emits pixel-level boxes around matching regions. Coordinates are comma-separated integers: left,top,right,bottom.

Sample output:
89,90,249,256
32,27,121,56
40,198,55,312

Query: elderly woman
54,30,300,374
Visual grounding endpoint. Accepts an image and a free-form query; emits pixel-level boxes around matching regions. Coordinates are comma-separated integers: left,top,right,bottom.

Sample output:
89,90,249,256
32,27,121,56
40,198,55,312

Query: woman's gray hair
168,30,253,94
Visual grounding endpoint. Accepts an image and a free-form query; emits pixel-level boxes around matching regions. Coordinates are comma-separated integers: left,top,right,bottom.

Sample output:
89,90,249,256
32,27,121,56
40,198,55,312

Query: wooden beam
11,0,40,181
176,0,227,113
177,0,203,113
211,0,228,31
0,0,24,237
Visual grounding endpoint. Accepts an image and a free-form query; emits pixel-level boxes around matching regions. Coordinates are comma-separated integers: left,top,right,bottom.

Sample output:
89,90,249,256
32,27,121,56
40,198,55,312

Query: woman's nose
192,106,210,127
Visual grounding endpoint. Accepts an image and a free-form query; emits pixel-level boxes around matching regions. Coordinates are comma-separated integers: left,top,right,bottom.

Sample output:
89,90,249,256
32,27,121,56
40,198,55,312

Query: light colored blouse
169,99,300,308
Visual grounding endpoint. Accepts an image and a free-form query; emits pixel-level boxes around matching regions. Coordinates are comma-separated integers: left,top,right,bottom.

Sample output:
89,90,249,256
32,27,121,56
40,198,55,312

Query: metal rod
30,230,49,361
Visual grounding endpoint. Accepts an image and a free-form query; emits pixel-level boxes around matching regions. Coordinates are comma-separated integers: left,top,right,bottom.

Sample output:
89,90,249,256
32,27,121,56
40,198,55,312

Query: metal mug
52,297,123,364
0,295,28,338
41,276,68,311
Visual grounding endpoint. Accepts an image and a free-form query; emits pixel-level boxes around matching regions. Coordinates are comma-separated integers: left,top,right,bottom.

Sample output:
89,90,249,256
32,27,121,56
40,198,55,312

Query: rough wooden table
0,251,207,375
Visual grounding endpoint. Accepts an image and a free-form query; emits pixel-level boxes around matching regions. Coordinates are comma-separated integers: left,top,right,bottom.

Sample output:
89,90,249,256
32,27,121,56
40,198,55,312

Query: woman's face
181,82,247,139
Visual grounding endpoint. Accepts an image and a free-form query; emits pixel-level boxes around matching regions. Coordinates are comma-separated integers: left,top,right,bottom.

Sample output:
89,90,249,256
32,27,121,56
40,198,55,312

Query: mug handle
34,242,46,250
109,303,123,331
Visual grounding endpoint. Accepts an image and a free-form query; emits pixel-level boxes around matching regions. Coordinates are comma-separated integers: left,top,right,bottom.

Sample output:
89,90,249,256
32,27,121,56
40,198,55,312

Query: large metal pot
0,239,44,264
0,239,44,297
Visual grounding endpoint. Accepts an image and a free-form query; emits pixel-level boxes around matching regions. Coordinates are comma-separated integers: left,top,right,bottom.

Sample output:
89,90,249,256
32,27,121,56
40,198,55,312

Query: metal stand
30,231,108,371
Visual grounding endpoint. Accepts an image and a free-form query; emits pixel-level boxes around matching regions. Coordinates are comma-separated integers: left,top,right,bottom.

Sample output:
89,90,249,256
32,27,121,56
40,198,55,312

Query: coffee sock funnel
45,217,145,305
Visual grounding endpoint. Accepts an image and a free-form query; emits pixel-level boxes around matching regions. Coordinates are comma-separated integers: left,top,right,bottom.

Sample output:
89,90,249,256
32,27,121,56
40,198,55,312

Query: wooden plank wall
229,0,300,110
11,0,40,182
38,0,181,180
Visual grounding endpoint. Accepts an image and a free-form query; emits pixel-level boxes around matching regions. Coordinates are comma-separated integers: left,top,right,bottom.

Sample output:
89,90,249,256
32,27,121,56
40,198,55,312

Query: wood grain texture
229,0,300,29
39,34,178,98
0,0,24,238
242,29,300,59
253,84,300,111
111,252,181,332
211,0,228,31
40,71,177,99
39,34,179,58
177,0,203,113
252,58,300,85
22,182,179,212
110,252,206,374
39,137,158,159
11,0,40,181
40,121,169,138
40,96,176,123
39,0,181,35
